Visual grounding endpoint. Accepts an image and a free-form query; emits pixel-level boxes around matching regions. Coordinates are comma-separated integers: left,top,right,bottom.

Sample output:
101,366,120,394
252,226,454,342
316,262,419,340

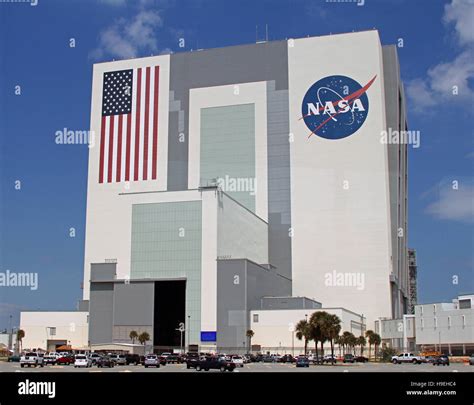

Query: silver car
144,354,160,368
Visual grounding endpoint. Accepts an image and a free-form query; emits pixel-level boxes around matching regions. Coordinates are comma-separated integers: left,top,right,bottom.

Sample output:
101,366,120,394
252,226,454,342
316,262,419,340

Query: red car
56,356,74,365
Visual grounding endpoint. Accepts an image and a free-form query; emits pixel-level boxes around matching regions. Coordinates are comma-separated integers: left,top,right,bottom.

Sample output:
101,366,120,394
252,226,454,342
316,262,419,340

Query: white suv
20,352,44,368
74,355,92,368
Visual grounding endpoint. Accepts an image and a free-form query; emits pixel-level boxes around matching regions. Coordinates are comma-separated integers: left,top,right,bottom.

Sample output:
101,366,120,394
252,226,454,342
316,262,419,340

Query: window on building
448,317,451,328
434,317,437,329
49,327,56,336
459,299,472,309
253,314,259,323
420,306,423,315
462,315,466,328
420,319,424,329
433,304,436,314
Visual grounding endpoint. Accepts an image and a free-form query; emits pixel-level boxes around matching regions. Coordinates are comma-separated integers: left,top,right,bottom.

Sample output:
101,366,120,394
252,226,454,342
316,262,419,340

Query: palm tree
372,333,381,361
346,332,357,355
246,330,254,353
341,331,353,354
334,335,343,357
365,330,374,360
309,312,325,362
16,329,25,353
295,319,311,355
326,314,341,363
357,335,366,356
129,330,138,345
138,332,150,355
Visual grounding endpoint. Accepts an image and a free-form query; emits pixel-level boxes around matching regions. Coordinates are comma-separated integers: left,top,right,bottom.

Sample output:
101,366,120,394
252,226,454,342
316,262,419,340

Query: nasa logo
301,75,377,140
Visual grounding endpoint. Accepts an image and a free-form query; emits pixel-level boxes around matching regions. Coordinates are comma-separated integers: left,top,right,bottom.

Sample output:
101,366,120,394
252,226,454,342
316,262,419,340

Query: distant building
377,293,474,355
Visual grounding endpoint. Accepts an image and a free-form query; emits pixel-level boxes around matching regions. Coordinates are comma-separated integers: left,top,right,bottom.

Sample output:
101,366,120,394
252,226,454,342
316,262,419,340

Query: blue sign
301,75,376,140
200,331,217,342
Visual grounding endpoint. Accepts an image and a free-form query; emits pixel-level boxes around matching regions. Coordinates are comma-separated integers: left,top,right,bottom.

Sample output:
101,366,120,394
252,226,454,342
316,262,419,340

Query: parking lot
1,360,472,373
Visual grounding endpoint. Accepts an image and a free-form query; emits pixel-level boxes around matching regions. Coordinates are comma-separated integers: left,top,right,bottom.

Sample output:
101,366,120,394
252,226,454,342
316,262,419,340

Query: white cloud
426,183,474,223
406,0,474,112
91,9,163,60
444,0,474,45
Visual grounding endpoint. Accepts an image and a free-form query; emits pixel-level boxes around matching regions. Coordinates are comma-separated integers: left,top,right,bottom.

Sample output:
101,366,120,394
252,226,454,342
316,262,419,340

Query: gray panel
216,259,291,351
89,282,114,344
260,296,322,310
267,83,292,280
90,263,117,281
167,40,289,191
113,282,154,326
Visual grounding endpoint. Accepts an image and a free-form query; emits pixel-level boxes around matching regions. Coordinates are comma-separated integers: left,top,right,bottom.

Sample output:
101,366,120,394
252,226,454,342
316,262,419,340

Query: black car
253,354,264,362
262,355,275,363
296,356,310,367
432,355,450,366
280,354,295,363
195,356,235,372
126,354,140,365
166,354,181,364
185,353,200,369
97,356,115,368
343,354,355,363
355,356,368,363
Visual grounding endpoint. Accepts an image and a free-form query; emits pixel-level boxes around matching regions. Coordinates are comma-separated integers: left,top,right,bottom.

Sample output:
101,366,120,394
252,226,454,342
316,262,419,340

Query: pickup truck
195,356,235,372
391,353,423,364
20,352,44,368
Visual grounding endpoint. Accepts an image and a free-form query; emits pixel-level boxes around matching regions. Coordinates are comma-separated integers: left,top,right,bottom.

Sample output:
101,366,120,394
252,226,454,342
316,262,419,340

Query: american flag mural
99,66,160,183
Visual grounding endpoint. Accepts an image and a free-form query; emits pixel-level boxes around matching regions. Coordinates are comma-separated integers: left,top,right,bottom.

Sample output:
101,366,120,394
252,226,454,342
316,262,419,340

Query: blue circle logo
301,75,376,140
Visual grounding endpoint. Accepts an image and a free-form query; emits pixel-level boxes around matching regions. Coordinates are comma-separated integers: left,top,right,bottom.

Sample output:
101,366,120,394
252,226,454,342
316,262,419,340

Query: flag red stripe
99,115,106,183
107,116,115,183
116,114,123,182
125,113,131,181
143,67,151,180
134,68,142,181
152,66,160,180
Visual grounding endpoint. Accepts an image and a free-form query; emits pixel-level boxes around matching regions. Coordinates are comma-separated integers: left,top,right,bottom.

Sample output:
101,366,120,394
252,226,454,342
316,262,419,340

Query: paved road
1,361,472,373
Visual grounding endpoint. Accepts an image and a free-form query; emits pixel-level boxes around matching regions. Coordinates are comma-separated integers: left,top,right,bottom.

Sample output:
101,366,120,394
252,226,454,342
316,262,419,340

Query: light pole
187,315,191,353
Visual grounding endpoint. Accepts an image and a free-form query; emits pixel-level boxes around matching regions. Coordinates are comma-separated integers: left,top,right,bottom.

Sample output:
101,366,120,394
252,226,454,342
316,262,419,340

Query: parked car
144,354,161,368
323,354,337,364
355,356,369,363
195,356,235,372
43,354,57,365
166,354,181,364
391,353,423,364
253,354,264,362
109,354,127,365
8,354,21,362
20,352,44,368
424,356,437,364
280,354,295,363
126,353,141,365
469,354,474,366
74,355,92,368
185,353,201,369
56,355,74,365
296,356,310,367
432,355,450,366
343,354,355,363
97,356,115,368
262,355,275,363
160,352,171,359
88,353,102,365
231,355,244,367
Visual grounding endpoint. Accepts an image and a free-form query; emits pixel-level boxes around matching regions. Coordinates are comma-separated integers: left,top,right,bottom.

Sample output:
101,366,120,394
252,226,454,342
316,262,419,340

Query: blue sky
0,0,472,330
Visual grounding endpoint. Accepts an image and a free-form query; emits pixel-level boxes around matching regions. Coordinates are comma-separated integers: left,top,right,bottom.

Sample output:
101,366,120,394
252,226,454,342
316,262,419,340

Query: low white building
19,311,89,352
250,306,365,354
376,294,474,355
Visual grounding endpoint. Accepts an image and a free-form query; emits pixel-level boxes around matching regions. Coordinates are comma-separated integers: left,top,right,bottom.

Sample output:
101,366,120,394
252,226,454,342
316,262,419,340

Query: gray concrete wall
216,259,291,351
89,282,114,344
